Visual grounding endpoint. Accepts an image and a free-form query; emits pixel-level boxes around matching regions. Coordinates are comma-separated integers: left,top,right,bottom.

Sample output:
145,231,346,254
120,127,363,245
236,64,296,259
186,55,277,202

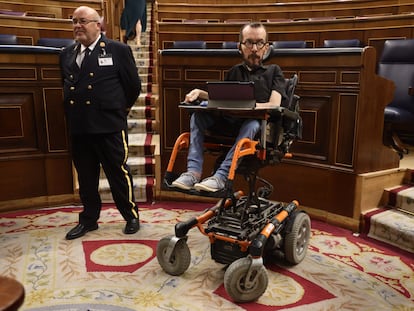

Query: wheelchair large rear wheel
284,212,311,264
224,257,268,303
156,236,191,276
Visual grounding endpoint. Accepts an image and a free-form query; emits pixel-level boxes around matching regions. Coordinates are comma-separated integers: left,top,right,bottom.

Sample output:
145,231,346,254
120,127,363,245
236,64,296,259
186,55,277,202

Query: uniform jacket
60,34,141,135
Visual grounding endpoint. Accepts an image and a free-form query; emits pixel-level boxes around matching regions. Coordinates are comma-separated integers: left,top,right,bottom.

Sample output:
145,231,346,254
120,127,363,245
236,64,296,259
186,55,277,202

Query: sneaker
194,176,226,192
172,172,200,190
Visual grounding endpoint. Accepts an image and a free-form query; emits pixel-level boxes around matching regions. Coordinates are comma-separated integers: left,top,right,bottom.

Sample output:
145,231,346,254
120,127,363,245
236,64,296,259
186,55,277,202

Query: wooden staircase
99,1,159,203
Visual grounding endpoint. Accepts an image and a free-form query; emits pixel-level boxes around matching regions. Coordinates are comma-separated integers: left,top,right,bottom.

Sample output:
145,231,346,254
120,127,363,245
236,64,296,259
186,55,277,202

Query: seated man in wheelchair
159,23,308,303
172,22,288,193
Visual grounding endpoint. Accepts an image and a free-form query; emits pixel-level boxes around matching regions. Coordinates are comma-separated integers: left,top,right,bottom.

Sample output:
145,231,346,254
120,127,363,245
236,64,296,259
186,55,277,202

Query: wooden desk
158,47,399,219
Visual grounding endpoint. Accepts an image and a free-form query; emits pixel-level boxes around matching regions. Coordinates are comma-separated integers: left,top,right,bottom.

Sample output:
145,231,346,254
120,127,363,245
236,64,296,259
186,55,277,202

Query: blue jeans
187,111,260,180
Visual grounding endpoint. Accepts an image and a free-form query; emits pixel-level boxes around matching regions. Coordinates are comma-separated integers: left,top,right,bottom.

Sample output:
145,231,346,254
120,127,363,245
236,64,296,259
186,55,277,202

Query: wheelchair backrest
266,74,302,152
282,74,299,112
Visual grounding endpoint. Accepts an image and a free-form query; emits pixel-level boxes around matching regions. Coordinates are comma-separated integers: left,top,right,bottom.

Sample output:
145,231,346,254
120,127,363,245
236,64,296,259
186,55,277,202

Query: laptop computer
206,81,256,109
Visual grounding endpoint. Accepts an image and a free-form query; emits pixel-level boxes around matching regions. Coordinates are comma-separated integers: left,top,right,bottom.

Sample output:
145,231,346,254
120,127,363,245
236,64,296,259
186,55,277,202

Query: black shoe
124,218,140,234
65,223,98,240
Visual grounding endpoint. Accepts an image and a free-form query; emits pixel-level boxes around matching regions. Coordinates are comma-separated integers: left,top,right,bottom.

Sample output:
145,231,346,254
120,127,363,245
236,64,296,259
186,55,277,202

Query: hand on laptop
184,88,209,103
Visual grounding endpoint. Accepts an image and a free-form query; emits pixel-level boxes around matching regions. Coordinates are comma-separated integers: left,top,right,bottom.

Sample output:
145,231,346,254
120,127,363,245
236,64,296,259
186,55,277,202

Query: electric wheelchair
157,74,311,303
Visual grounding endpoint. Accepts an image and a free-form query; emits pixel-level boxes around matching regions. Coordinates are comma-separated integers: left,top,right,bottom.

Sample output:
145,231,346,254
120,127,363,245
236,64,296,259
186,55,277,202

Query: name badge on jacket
98,54,113,66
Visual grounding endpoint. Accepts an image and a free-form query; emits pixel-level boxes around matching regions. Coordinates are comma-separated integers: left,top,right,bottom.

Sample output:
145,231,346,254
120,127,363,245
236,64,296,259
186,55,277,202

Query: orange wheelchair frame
156,75,311,302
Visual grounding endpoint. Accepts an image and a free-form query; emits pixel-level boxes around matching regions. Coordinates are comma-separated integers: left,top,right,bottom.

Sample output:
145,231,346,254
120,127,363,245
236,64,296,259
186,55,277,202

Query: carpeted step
99,176,155,203
362,207,414,253
128,118,158,133
384,185,414,214
128,105,157,120
128,133,159,157
383,169,414,214
361,168,414,253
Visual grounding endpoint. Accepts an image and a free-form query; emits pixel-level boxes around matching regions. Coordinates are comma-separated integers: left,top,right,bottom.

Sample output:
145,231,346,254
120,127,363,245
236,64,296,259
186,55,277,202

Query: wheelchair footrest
163,177,230,198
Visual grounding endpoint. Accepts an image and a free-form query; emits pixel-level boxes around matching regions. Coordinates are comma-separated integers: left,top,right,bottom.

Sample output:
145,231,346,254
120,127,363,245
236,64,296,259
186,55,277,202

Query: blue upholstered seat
378,39,414,155
272,41,307,49
222,41,238,49
323,39,361,47
172,41,206,49
36,38,75,48
0,34,18,45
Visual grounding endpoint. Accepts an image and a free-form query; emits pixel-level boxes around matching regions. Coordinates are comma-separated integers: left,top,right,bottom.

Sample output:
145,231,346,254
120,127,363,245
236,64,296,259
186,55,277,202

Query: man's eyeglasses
72,18,99,25
241,40,268,49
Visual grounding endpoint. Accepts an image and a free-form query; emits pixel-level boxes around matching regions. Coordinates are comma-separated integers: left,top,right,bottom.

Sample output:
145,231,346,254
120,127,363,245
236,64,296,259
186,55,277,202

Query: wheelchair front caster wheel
156,235,191,276
224,257,268,303
284,212,311,264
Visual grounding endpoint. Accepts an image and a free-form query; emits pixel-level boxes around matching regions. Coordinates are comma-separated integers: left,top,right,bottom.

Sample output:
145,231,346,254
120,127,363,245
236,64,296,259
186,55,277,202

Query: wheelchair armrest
266,106,303,152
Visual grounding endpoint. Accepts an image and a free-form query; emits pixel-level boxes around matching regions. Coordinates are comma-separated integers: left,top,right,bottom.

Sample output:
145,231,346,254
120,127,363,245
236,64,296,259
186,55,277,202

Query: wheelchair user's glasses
241,40,268,50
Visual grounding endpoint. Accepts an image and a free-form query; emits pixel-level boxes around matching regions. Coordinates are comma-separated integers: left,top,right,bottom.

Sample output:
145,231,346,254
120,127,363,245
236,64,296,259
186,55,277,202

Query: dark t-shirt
225,63,287,104
209,63,288,135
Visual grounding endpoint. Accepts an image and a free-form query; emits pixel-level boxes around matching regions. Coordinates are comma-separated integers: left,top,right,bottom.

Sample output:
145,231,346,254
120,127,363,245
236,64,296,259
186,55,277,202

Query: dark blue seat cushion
379,39,414,126
323,39,361,48
172,41,206,49
0,34,17,45
36,38,75,48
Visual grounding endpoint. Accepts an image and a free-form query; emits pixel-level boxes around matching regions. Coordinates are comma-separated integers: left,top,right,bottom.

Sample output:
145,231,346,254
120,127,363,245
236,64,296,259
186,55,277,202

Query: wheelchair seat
164,74,302,199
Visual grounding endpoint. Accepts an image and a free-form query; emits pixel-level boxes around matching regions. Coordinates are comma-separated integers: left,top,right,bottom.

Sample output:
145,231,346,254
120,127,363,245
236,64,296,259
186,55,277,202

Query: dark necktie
81,48,91,68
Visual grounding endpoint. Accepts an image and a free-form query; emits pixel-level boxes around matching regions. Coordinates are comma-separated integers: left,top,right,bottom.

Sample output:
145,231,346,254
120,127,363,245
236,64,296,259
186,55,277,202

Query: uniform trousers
71,130,138,226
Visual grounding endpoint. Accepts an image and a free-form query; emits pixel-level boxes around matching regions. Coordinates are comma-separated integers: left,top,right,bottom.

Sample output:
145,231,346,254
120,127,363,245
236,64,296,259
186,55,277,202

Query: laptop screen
207,81,255,100
207,81,256,109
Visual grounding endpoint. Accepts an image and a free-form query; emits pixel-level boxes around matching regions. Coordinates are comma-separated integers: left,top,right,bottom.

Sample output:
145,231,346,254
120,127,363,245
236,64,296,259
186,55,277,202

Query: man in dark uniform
60,6,142,240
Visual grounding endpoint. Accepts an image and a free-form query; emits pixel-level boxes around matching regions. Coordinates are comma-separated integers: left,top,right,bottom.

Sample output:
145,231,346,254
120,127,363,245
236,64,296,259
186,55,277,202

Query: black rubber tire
156,236,191,276
224,257,268,303
284,212,311,264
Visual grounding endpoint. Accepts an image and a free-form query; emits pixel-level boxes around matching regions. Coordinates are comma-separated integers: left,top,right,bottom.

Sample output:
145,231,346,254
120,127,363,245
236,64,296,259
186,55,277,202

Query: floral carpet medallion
0,202,413,311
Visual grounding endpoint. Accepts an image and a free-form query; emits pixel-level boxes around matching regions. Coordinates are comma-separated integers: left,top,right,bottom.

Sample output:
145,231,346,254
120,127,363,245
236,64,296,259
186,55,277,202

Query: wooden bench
0,0,117,40
156,13,414,62
0,14,73,45
0,0,103,19
155,0,414,23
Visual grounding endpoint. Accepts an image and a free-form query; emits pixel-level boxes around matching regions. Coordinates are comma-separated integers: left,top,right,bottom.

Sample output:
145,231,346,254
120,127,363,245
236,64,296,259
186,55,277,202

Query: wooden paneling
158,47,400,218
0,46,74,210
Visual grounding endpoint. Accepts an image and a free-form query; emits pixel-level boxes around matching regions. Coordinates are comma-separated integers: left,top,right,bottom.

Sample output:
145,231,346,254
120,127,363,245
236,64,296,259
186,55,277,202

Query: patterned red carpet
0,202,413,310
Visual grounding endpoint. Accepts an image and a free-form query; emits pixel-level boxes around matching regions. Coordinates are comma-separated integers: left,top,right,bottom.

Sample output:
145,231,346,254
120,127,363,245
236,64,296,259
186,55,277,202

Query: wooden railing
0,0,121,41
156,12,414,62
0,0,103,19
155,0,414,22
0,15,73,45
158,46,399,219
